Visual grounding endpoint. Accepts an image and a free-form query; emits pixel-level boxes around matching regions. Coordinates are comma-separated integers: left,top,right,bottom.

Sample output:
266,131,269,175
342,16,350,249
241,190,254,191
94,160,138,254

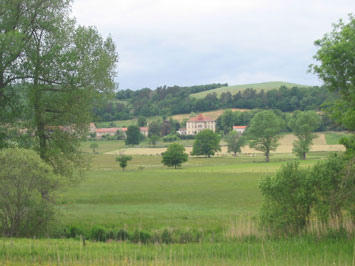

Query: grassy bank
1,236,353,266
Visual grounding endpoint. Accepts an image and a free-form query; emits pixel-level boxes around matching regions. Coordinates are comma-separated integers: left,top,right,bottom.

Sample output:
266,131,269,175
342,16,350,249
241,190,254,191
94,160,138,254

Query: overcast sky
72,0,354,90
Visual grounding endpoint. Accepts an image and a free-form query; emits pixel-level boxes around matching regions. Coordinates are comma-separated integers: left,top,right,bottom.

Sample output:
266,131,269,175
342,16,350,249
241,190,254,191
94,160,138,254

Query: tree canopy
247,110,284,162
162,143,188,168
125,125,140,146
288,111,321,159
191,130,221,158
0,0,118,182
224,131,247,156
116,155,133,171
310,14,355,132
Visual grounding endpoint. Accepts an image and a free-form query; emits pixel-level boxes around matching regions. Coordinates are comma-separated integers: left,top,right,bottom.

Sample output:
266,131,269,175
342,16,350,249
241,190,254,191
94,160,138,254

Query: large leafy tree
288,111,321,160
310,14,355,133
162,143,188,168
247,110,283,162
224,130,247,156
0,0,118,182
191,130,221,158
125,125,140,146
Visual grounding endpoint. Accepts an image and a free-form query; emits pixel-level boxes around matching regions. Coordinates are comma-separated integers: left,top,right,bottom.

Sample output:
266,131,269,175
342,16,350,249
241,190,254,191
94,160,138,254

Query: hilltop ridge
191,81,310,99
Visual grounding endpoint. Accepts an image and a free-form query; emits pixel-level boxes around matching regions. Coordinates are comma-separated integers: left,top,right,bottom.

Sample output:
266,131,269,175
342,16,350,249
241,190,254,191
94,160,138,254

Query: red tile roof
140,127,148,131
233,126,247,129
188,114,215,122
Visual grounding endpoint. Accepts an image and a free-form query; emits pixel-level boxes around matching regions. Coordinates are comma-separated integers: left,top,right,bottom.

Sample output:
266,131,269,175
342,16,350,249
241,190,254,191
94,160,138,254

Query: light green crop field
325,132,353,145
191,81,310,99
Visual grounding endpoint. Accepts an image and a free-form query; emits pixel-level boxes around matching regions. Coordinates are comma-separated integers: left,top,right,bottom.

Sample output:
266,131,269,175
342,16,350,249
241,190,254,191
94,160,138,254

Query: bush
68,226,83,239
0,149,60,237
130,230,151,243
91,226,107,242
117,229,130,241
259,162,314,235
310,154,354,223
162,133,179,142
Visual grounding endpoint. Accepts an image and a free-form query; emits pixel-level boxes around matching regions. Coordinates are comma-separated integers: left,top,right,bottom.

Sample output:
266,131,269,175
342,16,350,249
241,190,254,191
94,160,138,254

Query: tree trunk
265,151,270,162
302,152,306,160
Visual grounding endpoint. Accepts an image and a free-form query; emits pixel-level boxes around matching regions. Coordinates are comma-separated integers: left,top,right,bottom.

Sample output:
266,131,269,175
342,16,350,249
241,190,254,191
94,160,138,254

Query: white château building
186,114,216,135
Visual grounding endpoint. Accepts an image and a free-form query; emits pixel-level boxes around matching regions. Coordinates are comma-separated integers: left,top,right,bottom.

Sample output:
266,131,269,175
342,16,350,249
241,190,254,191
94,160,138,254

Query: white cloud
72,0,355,89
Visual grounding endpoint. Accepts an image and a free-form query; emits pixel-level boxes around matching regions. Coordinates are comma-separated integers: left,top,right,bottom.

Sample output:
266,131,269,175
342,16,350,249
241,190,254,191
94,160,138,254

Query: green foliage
259,162,314,234
90,143,99,153
115,129,126,140
224,131,247,156
115,155,133,171
125,125,140,146
148,120,161,137
91,226,107,242
137,116,147,127
310,14,355,131
339,135,355,159
0,148,60,237
0,0,118,183
288,111,321,159
161,143,188,168
310,154,354,222
148,134,160,147
247,110,284,162
162,133,179,142
191,130,221,157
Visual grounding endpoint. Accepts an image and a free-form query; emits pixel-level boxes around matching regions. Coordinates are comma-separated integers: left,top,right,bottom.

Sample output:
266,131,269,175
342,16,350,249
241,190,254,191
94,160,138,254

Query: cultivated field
104,133,345,156
190,81,310,99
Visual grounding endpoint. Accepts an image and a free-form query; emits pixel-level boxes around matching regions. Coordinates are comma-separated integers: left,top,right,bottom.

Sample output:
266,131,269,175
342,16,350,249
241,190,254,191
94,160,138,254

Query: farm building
233,125,247,134
186,114,216,135
96,128,119,138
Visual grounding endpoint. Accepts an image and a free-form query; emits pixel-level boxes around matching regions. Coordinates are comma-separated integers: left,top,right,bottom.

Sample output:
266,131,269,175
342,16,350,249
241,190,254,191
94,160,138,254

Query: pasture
190,81,310,99
3,138,352,265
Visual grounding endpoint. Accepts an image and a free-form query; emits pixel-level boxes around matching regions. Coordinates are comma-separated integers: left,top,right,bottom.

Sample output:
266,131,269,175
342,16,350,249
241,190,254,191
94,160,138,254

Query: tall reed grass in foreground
0,235,353,266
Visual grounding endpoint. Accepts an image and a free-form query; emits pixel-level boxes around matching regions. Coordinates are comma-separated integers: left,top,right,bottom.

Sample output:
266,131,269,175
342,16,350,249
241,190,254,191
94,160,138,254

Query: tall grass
0,236,353,265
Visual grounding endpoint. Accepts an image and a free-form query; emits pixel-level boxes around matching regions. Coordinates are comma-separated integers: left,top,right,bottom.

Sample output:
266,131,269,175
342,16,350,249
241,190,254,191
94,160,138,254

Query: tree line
93,85,334,122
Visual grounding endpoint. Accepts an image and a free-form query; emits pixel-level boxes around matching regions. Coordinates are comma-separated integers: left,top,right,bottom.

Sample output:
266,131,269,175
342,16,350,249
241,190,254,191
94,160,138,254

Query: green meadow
190,81,310,99
2,141,354,265
55,150,329,233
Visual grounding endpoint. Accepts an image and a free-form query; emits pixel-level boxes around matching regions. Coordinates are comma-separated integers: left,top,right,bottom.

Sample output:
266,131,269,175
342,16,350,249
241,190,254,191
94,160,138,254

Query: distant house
89,123,97,134
233,125,247,134
177,128,187,135
186,114,216,135
96,128,119,138
140,126,149,137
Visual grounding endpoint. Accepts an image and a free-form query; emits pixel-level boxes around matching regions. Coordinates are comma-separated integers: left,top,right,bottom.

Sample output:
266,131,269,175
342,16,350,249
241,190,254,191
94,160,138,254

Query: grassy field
56,150,329,234
190,81,310,99
325,132,353,145
3,141,353,265
1,237,353,265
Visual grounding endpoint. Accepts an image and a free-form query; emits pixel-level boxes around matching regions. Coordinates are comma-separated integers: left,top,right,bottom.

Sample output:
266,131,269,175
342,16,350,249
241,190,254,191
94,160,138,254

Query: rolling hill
190,81,310,99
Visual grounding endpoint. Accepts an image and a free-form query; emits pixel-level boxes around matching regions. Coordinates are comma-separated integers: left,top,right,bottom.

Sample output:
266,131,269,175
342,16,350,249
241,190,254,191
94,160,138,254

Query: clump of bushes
61,226,205,244
259,154,354,236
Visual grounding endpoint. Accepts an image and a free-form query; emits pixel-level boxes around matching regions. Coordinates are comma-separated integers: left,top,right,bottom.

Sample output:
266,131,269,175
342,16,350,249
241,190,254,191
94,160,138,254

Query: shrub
0,149,60,237
68,226,83,239
117,229,130,241
130,230,151,244
259,162,314,235
91,226,107,242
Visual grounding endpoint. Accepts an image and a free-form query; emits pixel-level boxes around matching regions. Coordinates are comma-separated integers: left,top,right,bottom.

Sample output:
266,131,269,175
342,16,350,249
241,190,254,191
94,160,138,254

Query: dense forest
93,83,334,122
